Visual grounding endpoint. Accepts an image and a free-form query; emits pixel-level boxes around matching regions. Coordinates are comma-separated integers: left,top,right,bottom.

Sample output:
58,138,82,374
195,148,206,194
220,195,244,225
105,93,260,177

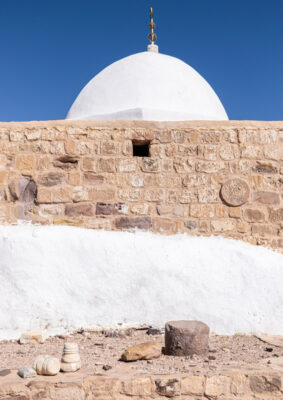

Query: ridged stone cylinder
165,320,209,356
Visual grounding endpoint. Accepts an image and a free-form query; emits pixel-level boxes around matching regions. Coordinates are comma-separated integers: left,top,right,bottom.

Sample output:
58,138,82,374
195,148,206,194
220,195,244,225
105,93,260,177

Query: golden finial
148,7,157,44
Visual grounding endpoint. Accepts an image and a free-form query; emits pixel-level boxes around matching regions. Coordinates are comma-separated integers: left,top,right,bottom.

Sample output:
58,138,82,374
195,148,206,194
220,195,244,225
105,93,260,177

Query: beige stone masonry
0,368,282,399
0,120,282,252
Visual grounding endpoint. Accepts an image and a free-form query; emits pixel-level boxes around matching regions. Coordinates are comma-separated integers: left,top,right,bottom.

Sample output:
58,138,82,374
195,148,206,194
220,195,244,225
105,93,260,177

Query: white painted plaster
66,51,228,121
0,224,282,340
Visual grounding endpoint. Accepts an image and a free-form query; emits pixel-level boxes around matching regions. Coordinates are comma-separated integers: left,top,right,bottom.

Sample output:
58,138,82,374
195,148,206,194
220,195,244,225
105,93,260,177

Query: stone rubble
121,342,162,361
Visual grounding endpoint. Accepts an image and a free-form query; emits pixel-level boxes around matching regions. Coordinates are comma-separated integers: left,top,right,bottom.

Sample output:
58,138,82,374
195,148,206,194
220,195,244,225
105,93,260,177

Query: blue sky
0,0,282,121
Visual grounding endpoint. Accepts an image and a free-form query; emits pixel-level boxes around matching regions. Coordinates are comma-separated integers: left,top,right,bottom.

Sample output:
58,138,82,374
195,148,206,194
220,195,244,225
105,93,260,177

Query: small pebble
265,347,273,352
102,365,112,371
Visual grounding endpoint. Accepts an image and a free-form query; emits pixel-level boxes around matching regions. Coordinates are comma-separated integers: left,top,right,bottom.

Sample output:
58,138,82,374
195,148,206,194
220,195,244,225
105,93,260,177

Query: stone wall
0,370,282,399
0,120,282,252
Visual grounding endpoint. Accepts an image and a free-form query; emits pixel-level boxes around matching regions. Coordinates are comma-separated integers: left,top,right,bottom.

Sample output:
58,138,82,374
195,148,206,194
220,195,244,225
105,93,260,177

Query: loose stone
165,320,210,356
17,366,37,379
121,342,162,361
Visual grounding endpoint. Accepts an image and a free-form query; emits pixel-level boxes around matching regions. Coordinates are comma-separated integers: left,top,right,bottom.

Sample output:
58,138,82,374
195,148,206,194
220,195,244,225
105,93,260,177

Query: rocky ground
1,328,283,376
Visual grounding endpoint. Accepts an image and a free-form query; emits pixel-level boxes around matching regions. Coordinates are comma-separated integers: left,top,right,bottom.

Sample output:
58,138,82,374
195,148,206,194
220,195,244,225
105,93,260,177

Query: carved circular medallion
221,179,250,207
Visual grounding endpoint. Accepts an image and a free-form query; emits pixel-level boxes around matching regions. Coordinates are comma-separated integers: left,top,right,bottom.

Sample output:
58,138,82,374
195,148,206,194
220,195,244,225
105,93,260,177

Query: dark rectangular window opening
132,140,150,157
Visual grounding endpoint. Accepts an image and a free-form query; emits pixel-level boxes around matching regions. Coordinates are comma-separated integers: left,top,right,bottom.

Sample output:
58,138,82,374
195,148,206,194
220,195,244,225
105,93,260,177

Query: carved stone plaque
221,178,250,206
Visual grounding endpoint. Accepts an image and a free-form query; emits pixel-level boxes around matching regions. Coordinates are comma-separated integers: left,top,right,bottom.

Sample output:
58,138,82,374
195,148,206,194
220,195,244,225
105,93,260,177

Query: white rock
19,330,47,344
18,366,37,379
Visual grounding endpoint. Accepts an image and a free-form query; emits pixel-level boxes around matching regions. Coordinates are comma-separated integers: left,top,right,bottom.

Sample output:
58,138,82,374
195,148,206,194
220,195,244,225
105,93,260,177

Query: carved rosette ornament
221,178,250,207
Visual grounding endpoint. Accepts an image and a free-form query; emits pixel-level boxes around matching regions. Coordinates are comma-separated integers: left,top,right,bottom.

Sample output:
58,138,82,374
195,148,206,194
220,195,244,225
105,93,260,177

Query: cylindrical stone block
165,320,209,356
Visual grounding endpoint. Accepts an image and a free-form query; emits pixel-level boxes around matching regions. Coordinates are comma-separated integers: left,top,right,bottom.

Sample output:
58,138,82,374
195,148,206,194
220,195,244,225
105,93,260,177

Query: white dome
66,51,228,121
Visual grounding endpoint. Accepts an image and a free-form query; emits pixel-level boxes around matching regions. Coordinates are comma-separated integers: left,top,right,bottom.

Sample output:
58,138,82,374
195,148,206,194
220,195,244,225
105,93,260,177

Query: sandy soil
1,329,283,376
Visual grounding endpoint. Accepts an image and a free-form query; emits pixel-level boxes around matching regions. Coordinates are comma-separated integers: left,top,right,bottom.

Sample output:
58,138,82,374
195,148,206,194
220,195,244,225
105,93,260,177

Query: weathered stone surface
155,377,180,397
0,369,11,377
53,156,78,170
115,217,151,230
9,177,37,204
249,375,281,393
121,342,162,361
165,320,209,356
181,375,205,396
96,202,128,215
19,330,46,344
253,191,280,205
221,178,250,206
38,172,65,187
252,161,278,174
205,375,231,398
83,173,104,185
244,208,266,222
17,366,37,379
211,219,236,232
141,158,159,173
120,377,152,396
269,208,283,223
65,203,93,217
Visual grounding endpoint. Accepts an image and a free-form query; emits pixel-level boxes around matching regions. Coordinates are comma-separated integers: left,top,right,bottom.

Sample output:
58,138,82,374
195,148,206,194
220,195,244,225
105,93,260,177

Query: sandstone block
120,377,152,396
121,342,162,361
229,207,241,218
83,173,104,185
72,186,88,202
156,130,172,143
196,161,225,173
16,154,35,171
190,204,214,218
81,156,95,172
37,187,52,203
118,188,140,201
91,188,115,202
130,203,150,215
252,161,278,174
155,377,180,397
205,375,231,398
152,218,178,233
19,330,47,344
53,156,78,170
221,178,250,206
181,375,205,396
117,158,137,172
157,205,184,217
215,204,228,218
244,208,266,222
200,130,221,144
211,219,236,232
131,174,144,187
38,172,65,187
65,203,93,217
52,187,72,203
269,208,283,223
141,158,159,173
172,130,185,143
219,144,235,160
239,129,277,144
180,188,197,204
249,375,281,393
10,131,24,141
173,157,194,173
165,320,209,356
97,158,115,172
185,220,197,231
100,140,117,155
253,191,280,205
252,224,278,237
198,186,219,203
241,145,262,159
96,202,128,215
115,217,151,230
144,189,165,202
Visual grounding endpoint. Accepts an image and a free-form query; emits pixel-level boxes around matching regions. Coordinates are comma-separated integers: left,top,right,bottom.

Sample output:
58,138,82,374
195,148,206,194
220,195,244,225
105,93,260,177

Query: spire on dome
147,7,159,53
